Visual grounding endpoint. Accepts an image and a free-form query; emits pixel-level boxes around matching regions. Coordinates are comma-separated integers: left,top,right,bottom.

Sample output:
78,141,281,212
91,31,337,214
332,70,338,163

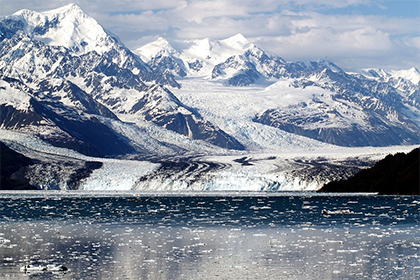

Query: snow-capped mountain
0,4,178,87
7,4,119,55
135,33,259,80
137,34,352,86
138,34,420,147
363,68,420,106
136,37,188,78
211,47,288,86
0,4,244,154
364,67,420,85
253,65,420,146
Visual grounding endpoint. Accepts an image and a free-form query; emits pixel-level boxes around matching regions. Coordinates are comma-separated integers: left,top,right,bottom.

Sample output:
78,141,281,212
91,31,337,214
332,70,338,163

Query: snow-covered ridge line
136,33,420,84
363,67,420,84
135,33,259,79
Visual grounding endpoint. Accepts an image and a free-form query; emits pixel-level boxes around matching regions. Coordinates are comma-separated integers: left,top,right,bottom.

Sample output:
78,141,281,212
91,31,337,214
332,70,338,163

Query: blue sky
0,0,419,71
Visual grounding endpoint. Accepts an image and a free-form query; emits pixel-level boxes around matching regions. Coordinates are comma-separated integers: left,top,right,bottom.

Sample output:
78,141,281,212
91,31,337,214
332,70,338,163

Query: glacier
1,4,419,191
1,128,416,191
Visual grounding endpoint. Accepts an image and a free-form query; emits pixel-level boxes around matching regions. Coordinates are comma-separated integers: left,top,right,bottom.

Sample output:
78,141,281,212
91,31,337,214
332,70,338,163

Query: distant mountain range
137,34,420,147
1,3,419,159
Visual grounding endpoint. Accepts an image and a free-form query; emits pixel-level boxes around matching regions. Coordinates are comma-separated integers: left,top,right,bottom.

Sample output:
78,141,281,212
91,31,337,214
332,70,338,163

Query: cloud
291,0,374,9
251,11,419,70
0,0,418,71
255,26,392,59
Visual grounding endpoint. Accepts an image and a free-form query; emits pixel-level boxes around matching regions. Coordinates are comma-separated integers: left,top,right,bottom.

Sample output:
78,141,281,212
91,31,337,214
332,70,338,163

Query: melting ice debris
322,209,352,215
20,264,68,274
47,264,69,272
20,265,47,273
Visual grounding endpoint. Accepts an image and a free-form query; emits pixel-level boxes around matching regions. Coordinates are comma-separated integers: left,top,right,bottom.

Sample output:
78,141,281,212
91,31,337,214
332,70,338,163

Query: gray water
0,192,419,279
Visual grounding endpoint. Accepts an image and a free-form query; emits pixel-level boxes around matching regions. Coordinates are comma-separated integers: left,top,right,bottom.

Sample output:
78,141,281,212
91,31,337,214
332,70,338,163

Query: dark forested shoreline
319,148,420,195
0,142,36,190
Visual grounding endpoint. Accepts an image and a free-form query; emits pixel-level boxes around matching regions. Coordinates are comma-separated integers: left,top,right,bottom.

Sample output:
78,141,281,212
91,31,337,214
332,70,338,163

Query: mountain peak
221,33,249,44
221,33,253,50
156,37,170,44
47,3,84,15
229,33,248,41
13,3,85,19
8,4,112,55
390,67,420,84
135,37,177,62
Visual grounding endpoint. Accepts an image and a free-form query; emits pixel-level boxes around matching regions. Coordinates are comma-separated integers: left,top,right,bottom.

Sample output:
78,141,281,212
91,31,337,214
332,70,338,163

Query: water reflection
0,193,419,279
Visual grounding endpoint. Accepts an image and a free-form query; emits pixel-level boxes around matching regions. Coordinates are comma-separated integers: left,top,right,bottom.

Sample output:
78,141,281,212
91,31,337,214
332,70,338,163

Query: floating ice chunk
0,237,11,244
20,265,47,273
47,264,69,272
20,264,68,273
322,209,352,215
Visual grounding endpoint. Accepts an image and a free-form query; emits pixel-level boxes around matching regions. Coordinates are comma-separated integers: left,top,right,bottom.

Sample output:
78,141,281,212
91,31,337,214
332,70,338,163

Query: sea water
0,191,419,279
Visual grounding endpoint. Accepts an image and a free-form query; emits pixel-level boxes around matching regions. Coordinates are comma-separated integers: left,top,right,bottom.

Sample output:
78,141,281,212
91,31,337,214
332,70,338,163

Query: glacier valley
0,4,419,191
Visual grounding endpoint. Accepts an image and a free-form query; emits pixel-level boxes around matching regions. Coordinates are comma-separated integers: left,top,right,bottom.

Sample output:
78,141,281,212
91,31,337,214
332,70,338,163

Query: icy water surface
0,192,419,280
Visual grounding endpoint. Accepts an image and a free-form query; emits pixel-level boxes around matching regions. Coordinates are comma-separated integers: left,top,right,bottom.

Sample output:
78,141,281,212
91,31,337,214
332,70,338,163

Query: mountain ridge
137,33,420,147
1,4,419,160
0,4,247,155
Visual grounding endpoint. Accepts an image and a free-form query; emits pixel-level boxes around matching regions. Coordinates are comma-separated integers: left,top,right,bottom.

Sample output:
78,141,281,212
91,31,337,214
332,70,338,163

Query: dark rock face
29,99,135,157
0,142,37,190
0,18,25,41
318,148,420,195
188,60,203,72
0,104,45,128
0,78,135,157
67,161,103,190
